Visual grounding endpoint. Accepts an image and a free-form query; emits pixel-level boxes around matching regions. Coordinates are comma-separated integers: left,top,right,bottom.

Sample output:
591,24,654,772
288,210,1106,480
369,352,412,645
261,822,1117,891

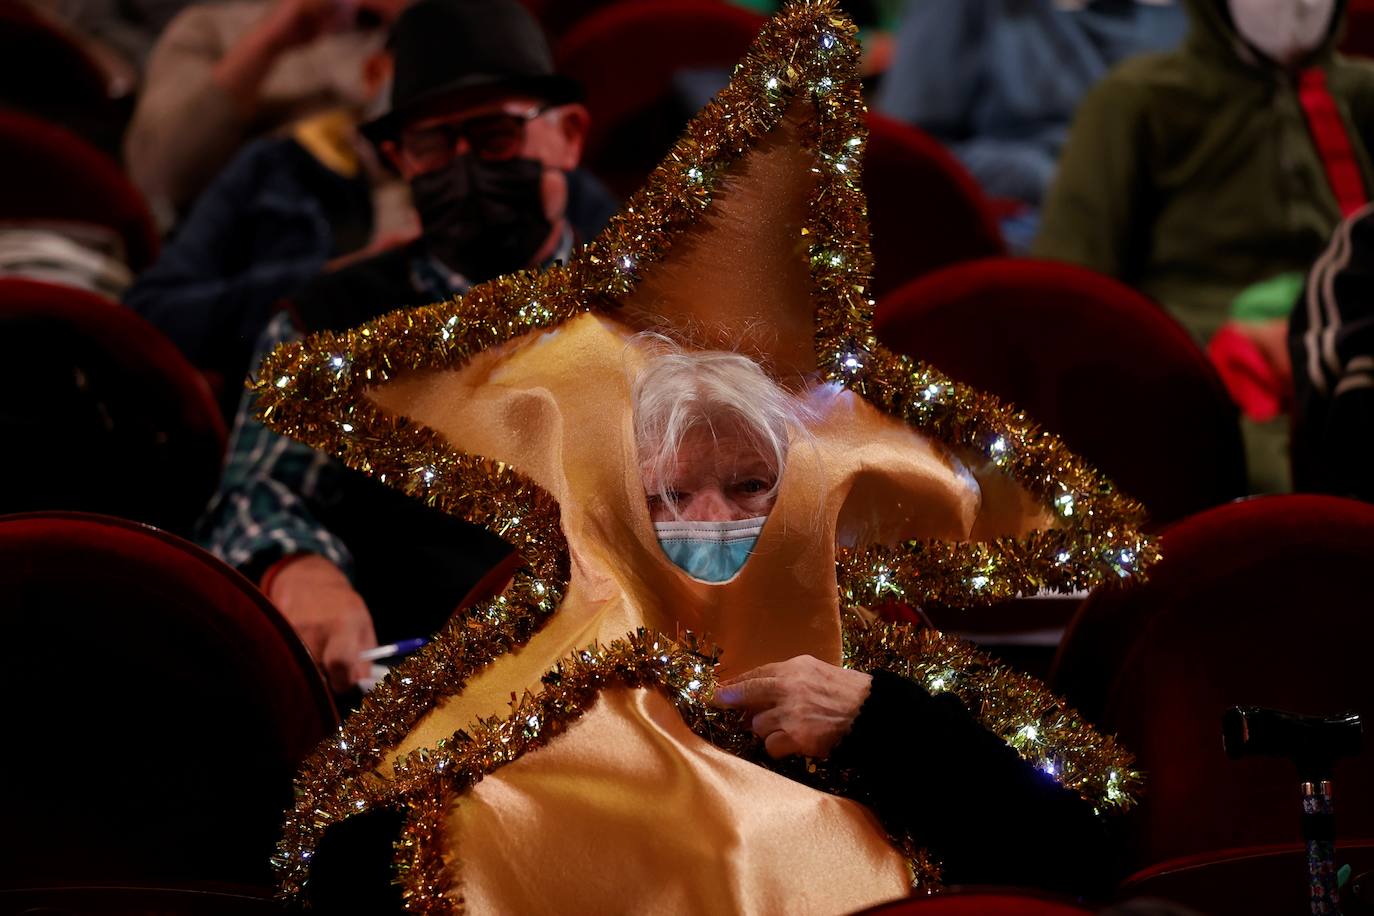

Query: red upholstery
0,0,122,149
0,883,282,914
1342,0,1374,59
0,108,158,270
1051,496,1374,871
873,258,1246,526
1118,842,1374,915
0,278,226,536
0,512,337,887
458,548,527,608
521,0,677,38
554,0,766,197
851,889,1091,915
864,114,1006,298
0,1,107,95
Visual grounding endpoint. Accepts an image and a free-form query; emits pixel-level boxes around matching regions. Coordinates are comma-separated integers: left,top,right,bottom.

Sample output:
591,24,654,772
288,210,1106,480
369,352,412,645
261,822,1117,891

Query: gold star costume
259,3,1155,912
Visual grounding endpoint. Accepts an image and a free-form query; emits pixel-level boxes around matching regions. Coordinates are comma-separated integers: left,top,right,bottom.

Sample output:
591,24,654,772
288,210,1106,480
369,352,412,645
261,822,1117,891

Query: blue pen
359,638,429,662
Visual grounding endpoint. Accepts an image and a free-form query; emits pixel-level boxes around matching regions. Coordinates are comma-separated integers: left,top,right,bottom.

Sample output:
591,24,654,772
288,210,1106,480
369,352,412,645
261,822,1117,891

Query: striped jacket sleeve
1290,202,1374,500
197,311,355,582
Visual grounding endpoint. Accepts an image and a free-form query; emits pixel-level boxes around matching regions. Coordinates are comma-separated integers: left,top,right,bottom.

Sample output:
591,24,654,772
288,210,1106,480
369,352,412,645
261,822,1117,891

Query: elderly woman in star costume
639,340,1114,878
303,339,1117,913
259,3,1152,913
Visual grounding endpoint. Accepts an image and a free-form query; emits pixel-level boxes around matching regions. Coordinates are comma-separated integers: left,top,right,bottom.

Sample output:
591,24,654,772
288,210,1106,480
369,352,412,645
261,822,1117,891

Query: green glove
1230,272,1306,323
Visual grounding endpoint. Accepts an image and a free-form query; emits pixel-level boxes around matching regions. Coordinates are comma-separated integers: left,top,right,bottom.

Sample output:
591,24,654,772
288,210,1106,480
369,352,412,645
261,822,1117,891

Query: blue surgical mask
653,517,767,583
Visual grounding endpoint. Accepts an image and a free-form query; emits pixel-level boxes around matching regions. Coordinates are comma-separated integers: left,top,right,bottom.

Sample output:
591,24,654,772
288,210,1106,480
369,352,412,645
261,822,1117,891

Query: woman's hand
712,655,873,759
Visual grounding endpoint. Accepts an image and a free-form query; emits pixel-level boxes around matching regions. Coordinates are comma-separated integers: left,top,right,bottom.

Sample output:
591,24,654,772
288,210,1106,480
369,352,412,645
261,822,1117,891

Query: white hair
631,334,809,514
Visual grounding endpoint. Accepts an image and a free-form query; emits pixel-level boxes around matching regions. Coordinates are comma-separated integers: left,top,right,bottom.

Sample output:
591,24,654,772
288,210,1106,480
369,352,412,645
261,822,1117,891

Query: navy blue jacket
125,137,371,418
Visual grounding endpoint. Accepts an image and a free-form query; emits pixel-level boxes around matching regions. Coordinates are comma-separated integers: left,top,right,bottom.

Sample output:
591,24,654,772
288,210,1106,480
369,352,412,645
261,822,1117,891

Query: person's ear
380,139,410,178
550,103,590,171
362,49,393,101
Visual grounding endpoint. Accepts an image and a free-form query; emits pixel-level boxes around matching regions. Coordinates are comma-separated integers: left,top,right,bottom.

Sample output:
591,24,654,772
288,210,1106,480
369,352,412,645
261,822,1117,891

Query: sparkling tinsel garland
358,629,950,915
257,0,1152,908
252,0,1156,621
841,612,1141,812
271,571,562,900
276,619,1135,913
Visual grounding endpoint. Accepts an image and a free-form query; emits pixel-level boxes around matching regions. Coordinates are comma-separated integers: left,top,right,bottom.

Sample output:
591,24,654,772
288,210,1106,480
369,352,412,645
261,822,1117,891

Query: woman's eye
735,478,771,495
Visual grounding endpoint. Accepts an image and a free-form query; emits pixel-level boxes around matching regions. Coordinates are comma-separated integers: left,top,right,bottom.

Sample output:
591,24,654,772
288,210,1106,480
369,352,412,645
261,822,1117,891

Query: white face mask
1227,0,1337,67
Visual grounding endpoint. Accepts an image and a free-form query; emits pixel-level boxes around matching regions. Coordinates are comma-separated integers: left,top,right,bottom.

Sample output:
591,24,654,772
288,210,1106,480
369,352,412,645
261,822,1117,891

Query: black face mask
409,154,554,283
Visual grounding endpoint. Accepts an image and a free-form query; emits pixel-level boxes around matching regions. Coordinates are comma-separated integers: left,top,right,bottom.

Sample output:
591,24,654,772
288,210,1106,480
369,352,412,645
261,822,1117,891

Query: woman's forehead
652,424,774,479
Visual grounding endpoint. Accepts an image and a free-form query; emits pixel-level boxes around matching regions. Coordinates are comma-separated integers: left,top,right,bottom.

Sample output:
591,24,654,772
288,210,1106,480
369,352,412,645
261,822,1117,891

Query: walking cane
1223,707,1363,916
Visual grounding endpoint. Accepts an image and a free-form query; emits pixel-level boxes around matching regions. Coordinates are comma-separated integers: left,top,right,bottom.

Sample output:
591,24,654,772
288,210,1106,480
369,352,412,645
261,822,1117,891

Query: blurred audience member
1036,0,1374,490
201,0,616,694
1290,201,1374,501
124,44,413,419
124,0,409,225
876,0,1185,248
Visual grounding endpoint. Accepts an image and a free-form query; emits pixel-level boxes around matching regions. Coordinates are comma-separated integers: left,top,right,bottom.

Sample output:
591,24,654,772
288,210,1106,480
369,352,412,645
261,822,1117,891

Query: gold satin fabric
355,102,1054,914
369,314,1049,914
454,689,907,916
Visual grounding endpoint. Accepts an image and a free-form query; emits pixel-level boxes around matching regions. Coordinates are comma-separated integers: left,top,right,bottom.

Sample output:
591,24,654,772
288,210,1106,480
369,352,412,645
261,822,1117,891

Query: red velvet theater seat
864,114,1006,299
0,1,127,153
521,0,668,39
1118,842,1374,915
554,0,767,197
0,513,337,890
1343,0,1374,59
1051,495,1374,872
851,888,1091,915
0,882,283,914
0,277,225,536
0,108,158,271
874,258,1246,526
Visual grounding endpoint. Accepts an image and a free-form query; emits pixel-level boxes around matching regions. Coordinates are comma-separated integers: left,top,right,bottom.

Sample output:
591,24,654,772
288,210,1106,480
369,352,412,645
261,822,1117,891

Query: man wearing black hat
201,0,616,694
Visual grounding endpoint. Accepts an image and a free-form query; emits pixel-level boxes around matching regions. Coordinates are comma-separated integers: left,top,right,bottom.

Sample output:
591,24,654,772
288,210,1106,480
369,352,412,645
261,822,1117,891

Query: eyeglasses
399,103,554,168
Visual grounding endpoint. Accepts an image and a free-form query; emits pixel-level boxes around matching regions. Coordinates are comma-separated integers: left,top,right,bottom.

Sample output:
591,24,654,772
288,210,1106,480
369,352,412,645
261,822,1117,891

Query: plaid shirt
199,235,571,584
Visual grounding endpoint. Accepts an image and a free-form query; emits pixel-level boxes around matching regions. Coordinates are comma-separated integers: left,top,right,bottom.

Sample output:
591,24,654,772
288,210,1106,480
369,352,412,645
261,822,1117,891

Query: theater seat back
875,258,1246,525
555,0,766,197
1052,496,1374,870
0,513,337,889
864,114,1006,298
852,888,1091,914
0,108,157,270
0,278,225,536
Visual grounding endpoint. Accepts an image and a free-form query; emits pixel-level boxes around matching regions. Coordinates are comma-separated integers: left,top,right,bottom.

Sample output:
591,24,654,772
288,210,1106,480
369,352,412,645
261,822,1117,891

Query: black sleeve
301,808,408,915
829,669,1114,897
1289,206,1374,501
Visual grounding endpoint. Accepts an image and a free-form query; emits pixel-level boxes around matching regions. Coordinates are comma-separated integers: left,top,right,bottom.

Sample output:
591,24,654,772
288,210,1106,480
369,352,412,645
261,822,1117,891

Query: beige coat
124,0,382,224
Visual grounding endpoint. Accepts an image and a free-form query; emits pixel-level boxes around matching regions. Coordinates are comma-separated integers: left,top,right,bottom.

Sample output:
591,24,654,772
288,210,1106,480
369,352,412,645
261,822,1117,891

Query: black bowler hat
361,0,581,144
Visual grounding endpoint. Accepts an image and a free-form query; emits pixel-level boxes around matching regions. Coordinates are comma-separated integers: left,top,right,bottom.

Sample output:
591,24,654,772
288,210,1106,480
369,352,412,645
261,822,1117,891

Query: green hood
1183,0,1348,68
1037,0,1374,356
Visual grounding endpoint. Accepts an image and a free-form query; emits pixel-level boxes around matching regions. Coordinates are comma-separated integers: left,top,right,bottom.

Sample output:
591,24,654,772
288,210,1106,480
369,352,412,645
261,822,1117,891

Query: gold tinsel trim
260,0,1151,907
251,0,1156,615
830,358,1161,608
842,611,1142,812
271,570,561,900
395,780,460,914
277,618,1139,912
369,629,951,914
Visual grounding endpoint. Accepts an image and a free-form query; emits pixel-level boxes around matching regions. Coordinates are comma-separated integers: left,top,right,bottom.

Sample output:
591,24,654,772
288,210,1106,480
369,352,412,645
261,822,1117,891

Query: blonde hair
631,334,808,513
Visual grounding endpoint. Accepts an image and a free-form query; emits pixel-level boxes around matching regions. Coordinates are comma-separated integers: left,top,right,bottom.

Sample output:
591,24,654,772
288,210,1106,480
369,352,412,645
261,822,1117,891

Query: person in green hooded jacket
1034,0,1374,491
